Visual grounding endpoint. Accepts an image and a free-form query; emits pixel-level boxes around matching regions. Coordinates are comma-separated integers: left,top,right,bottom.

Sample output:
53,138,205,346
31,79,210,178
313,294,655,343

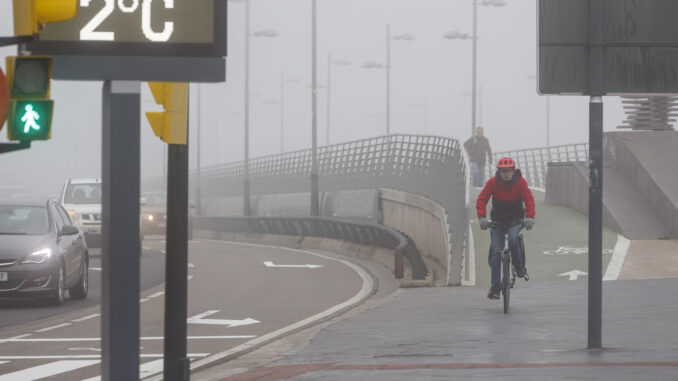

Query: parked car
59,179,102,248
0,199,88,305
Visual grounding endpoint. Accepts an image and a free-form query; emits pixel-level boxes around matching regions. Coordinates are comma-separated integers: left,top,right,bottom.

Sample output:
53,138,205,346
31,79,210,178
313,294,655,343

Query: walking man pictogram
21,104,41,133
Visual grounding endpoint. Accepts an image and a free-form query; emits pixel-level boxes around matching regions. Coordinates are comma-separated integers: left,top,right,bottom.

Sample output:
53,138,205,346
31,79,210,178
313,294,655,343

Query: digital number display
28,0,226,58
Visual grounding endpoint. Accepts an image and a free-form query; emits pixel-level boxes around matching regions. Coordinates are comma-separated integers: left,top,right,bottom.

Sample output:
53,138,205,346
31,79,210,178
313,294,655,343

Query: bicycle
488,221,529,313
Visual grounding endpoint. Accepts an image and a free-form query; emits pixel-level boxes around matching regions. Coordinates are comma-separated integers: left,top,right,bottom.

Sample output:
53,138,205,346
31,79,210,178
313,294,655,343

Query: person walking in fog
463,127,493,187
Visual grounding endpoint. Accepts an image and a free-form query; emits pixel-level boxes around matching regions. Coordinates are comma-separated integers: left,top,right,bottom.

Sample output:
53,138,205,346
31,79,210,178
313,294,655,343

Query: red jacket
476,169,535,222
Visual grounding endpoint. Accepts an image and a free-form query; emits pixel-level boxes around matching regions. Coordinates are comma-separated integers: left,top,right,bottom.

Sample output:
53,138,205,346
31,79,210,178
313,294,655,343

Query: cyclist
476,157,535,300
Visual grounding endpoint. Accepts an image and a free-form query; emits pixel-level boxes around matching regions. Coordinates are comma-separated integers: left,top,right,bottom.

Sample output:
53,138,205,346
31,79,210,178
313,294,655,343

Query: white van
59,179,102,247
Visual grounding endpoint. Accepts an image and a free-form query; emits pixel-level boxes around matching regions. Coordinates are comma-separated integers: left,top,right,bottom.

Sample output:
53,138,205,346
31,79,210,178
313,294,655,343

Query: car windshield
0,206,50,235
65,183,102,204
144,193,166,207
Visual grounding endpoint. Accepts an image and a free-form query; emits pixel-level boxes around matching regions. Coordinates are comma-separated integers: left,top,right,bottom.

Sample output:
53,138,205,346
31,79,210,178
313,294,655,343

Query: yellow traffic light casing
146,82,189,145
5,56,54,141
13,0,78,36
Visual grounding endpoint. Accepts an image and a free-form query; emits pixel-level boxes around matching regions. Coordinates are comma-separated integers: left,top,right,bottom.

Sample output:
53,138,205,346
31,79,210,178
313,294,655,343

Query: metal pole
326,50,332,145
196,84,202,216
163,106,191,381
244,0,252,216
471,0,478,136
546,96,551,147
280,71,284,153
310,0,320,216
101,80,141,381
386,24,391,135
588,0,604,350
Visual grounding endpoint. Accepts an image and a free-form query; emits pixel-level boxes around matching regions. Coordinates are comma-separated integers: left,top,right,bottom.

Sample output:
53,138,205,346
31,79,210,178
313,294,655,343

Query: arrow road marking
187,310,260,328
263,261,323,269
559,270,588,281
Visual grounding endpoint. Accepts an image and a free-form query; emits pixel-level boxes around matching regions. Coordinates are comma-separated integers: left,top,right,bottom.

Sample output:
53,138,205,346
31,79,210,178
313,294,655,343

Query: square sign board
26,0,227,82
539,0,678,95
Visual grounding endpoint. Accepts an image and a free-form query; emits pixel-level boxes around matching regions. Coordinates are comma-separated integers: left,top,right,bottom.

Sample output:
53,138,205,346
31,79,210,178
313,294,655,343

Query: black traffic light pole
588,0,604,349
163,110,191,380
0,141,30,154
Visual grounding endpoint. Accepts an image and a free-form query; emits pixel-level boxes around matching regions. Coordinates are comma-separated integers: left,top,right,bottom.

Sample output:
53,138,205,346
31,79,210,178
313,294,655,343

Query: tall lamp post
362,27,415,136
443,0,507,137
311,0,320,216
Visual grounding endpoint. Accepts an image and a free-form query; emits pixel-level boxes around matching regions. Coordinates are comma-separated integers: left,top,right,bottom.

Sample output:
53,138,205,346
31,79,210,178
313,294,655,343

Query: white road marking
140,298,149,303
188,275,194,281
263,261,323,269
81,359,165,381
0,333,32,344
0,354,208,360
160,250,166,254
0,361,7,365
0,360,99,380
90,267,102,271
73,314,100,323
188,263,195,268
148,291,165,299
603,234,631,281
36,323,71,333
1,336,255,343
187,311,259,327
68,347,101,352
176,240,374,381
559,269,588,281
142,246,152,250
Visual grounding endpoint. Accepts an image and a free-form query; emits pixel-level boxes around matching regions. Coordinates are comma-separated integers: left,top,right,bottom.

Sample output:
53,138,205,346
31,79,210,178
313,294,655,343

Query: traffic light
13,0,78,36
146,82,189,145
5,56,54,141
0,69,8,131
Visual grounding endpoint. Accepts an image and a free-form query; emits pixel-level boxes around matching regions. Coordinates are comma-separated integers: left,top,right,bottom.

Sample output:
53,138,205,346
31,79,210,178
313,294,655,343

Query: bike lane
471,189,618,286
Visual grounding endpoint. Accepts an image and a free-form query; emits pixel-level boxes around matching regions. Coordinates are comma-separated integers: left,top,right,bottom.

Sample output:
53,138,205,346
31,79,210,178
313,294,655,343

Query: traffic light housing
5,56,54,141
13,0,78,36
146,82,189,145
0,69,8,131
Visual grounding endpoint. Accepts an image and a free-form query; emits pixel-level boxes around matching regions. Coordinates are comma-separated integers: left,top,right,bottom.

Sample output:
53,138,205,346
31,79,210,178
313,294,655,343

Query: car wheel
51,263,66,306
69,259,88,299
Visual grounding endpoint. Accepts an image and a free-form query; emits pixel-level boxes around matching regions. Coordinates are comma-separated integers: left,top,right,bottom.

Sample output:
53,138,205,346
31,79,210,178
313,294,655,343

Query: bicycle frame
489,221,526,313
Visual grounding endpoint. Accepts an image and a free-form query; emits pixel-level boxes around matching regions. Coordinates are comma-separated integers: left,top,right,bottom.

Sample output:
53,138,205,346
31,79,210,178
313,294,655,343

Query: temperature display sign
27,0,226,57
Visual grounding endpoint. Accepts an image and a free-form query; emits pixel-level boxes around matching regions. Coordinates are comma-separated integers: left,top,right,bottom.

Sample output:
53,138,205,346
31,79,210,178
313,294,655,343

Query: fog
0,0,628,196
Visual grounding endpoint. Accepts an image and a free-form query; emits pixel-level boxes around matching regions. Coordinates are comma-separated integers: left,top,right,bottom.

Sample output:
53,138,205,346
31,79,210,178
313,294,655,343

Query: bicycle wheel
502,251,511,313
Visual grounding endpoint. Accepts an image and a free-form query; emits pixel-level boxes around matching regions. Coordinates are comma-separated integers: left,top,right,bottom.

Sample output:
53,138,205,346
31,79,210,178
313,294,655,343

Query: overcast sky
0,0,628,195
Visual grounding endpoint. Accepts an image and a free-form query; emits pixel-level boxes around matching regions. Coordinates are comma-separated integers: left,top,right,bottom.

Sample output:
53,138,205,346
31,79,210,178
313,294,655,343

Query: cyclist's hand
523,218,534,230
479,217,490,230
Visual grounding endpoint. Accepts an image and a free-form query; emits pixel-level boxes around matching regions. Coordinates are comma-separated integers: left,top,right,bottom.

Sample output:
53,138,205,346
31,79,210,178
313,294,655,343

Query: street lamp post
196,84,202,216
311,0,319,216
243,0,252,215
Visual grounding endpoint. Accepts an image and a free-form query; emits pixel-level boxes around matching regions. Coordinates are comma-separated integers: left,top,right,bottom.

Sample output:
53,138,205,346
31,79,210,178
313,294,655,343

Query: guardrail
487,143,589,188
194,216,428,280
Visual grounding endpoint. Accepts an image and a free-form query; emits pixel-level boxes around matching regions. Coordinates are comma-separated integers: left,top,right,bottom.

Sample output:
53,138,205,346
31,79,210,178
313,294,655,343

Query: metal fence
486,143,589,188
194,216,428,280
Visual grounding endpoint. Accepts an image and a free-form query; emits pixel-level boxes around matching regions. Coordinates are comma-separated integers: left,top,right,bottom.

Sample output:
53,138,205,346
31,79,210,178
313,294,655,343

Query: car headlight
21,249,52,264
67,209,80,222
143,213,154,221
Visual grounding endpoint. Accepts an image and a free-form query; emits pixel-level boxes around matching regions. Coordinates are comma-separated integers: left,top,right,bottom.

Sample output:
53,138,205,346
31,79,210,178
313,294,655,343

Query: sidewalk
219,278,678,380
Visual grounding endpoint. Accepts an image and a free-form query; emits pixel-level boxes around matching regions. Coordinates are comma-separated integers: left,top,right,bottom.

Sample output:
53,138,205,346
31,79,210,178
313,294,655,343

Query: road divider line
604,234,631,281
1,336,255,343
0,334,32,344
188,263,195,268
148,291,165,299
0,361,8,365
140,298,149,303
177,240,375,380
36,323,71,333
0,360,100,380
90,268,102,271
73,314,100,323
264,261,322,269
0,354,209,360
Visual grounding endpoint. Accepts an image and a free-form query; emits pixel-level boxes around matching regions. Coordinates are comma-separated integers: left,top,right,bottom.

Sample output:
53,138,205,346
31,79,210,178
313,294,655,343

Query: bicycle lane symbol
543,246,613,255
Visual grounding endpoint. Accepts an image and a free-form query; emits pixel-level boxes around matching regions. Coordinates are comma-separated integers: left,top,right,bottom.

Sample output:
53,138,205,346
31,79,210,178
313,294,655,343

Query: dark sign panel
27,0,226,57
539,0,678,95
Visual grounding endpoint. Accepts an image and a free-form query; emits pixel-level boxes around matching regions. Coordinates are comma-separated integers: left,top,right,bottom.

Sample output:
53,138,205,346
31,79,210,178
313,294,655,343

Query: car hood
142,206,166,215
0,234,53,261
63,204,101,214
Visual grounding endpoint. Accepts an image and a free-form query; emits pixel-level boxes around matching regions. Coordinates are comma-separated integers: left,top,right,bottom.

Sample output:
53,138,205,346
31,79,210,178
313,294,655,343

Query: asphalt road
0,239,371,380
0,247,166,329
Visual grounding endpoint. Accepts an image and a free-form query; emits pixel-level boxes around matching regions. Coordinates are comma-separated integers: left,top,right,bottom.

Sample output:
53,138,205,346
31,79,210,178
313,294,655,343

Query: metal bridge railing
486,143,589,188
194,216,428,280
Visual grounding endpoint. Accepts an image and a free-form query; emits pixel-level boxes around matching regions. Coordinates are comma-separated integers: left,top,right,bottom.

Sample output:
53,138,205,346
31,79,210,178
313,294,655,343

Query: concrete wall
380,188,458,286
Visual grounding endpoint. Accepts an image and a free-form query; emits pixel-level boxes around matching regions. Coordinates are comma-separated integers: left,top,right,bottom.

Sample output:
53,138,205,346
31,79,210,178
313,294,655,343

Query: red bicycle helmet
497,157,516,169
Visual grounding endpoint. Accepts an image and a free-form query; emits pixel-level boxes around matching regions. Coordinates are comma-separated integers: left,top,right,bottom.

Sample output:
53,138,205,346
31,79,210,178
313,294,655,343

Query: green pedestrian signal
5,56,53,141
7,100,52,140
